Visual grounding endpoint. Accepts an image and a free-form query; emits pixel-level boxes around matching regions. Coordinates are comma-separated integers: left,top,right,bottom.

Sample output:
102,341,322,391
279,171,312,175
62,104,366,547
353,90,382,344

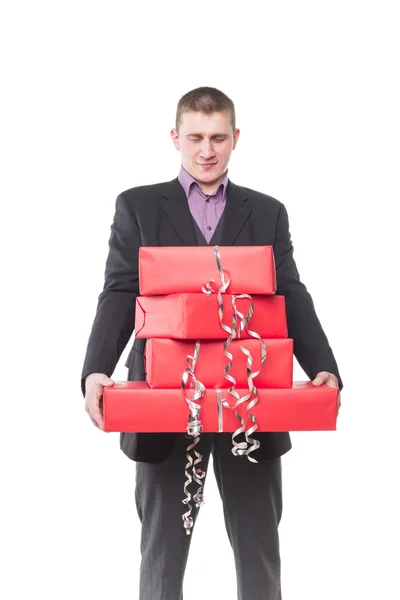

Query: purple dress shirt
178,166,228,243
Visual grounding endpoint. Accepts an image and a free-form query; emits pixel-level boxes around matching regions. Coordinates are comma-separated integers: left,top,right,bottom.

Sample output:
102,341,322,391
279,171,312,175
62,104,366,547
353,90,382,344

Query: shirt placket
204,194,213,242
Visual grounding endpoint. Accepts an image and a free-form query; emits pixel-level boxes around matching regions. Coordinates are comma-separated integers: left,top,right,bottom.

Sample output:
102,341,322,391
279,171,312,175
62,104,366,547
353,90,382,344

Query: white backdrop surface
1,1,399,599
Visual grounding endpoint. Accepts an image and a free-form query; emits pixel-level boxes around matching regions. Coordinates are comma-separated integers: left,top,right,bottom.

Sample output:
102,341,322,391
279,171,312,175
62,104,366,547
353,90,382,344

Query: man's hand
312,371,341,414
85,373,115,430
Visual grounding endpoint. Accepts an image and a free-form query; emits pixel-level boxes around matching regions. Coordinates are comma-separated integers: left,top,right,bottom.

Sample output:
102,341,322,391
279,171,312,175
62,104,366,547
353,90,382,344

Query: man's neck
192,170,227,195
198,179,223,194
178,165,229,197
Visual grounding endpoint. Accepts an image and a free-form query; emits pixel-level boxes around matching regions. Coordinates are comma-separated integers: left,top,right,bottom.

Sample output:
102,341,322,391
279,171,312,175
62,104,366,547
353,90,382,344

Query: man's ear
170,129,180,150
232,128,240,150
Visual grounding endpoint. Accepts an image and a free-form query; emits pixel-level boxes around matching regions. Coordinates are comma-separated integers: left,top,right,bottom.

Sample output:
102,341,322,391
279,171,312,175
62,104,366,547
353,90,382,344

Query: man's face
171,111,240,190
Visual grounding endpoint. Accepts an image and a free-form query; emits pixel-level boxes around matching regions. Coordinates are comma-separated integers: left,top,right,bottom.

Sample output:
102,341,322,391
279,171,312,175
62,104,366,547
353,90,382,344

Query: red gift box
139,246,277,295
145,338,293,389
135,294,288,339
103,381,339,432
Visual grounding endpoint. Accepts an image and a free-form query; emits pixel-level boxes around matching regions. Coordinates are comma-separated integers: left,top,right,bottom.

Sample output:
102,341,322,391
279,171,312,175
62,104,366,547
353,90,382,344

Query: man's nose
199,140,215,160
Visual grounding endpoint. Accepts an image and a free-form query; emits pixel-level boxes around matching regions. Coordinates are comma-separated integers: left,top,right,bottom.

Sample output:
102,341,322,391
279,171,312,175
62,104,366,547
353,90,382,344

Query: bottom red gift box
103,381,339,432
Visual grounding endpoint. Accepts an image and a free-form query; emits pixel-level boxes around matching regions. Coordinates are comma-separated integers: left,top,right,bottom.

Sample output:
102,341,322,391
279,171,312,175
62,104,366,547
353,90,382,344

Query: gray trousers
135,432,283,600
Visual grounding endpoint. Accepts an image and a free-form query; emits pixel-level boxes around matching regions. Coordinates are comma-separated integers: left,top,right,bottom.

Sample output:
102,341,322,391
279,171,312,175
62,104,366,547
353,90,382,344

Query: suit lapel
159,178,197,245
220,181,252,245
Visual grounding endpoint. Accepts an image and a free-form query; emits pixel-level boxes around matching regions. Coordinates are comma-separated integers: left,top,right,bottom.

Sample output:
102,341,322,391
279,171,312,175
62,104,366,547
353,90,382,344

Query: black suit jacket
81,177,342,463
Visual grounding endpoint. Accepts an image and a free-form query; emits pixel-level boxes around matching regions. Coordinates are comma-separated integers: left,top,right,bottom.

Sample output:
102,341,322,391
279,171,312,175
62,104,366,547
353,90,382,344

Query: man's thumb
312,373,325,386
101,375,114,387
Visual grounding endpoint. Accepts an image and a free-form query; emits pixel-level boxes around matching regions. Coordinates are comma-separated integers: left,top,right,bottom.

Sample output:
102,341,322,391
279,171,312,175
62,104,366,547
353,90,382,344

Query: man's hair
175,86,236,131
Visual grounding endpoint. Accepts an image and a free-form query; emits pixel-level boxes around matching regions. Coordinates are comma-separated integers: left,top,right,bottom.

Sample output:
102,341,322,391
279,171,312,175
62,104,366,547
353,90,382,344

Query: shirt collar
178,165,228,199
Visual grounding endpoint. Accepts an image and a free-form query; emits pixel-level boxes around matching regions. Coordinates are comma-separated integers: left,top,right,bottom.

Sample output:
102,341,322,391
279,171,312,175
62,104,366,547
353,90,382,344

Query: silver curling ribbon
217,389,224,432
214,246,251,456
224,294,252,458
201,247,265,461
234,293,267,463
203,247,267,462
209,246,249,457
181,341,206,535
220,292,249,457
216,387,241,437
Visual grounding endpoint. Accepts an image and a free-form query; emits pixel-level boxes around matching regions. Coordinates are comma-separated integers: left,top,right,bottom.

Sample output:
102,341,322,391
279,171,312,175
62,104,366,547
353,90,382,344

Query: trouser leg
135,433,213,600
212,434,283,600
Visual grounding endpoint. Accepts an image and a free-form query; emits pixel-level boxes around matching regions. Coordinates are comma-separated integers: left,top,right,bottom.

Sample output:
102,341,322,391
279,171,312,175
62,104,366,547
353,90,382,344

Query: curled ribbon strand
205,246,266,462
234,294,267,462
202,247,249,456
180,245,268,533
181,342,206,534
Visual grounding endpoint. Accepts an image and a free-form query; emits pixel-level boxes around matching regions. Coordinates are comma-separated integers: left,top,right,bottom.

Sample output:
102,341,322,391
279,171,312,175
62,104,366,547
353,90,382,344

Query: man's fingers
86,395,104,429
312,372,341,415
85,403,103,429
87,406,103,429
325,378,338,388
101,376,114,387
312,371,338,387
337,392,342,416
85,374,114,393
88,413,101,429
85,392,105,430
84,374,114,430
85,404,100,428
312,372,329,386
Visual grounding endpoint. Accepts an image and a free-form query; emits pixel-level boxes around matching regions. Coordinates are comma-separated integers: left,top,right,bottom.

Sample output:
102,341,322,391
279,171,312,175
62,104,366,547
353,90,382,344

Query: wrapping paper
135,293,288,339
145,338,293,389
103,381,339,432
139,246,277,295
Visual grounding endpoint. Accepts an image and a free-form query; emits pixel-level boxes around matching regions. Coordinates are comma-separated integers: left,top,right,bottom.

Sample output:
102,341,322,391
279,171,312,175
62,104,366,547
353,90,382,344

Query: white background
1,1,399,598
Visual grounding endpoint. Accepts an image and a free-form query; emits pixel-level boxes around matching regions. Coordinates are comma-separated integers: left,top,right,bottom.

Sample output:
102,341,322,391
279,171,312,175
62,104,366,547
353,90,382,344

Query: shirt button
206,198,210,203
207,226,212,231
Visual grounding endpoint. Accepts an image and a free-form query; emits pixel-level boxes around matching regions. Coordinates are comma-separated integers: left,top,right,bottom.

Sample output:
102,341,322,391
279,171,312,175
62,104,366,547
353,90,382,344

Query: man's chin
194,169,223,184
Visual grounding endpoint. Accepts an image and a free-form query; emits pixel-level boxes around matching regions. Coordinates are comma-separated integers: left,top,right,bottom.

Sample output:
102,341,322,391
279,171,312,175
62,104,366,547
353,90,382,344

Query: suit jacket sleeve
273,203,343,390
80,193,141,395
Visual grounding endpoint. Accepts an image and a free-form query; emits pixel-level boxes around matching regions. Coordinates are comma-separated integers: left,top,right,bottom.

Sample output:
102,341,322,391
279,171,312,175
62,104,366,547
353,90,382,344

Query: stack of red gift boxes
103,246,339,434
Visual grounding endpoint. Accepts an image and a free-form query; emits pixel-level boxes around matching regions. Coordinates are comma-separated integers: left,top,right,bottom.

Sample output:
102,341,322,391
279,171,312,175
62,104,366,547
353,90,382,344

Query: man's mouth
198,163,217,169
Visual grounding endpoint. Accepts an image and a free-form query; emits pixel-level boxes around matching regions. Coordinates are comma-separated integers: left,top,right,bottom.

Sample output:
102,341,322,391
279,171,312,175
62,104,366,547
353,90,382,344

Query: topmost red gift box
139,246,277,296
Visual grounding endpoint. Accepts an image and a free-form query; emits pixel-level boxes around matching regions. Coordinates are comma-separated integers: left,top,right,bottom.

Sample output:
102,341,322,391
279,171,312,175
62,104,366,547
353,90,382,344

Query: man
81,86,342,600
